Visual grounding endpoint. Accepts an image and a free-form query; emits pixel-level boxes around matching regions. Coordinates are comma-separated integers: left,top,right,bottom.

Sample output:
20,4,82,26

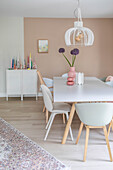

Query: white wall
0,17,24,96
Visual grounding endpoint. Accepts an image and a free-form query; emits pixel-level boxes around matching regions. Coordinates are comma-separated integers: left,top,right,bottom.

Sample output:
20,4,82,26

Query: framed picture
38,39,48,53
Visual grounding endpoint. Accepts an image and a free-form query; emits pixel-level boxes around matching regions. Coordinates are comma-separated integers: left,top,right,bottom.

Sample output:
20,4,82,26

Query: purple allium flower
70,48,79,55
59,48,65,53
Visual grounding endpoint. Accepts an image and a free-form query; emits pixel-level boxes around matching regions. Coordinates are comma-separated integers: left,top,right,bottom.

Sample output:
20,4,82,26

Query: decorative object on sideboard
10,58,22,70
9,53,37,70
38,39,48,53
59,48,79,86
65,0,94,46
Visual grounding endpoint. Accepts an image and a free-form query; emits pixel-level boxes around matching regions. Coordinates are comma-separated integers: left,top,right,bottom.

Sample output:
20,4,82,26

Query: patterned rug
0,118,70,170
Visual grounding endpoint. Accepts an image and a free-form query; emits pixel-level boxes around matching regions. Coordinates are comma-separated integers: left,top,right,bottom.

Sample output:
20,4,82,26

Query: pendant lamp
65,0,94,46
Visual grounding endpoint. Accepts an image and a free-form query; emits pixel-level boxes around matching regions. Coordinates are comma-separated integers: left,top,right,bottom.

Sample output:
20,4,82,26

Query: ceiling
0,0,113,18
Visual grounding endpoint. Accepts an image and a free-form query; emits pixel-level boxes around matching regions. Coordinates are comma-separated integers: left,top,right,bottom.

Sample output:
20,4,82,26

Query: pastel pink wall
24,18,113,78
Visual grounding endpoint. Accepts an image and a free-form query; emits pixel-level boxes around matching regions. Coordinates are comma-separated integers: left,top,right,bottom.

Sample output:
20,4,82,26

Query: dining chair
105,81,113,87
37,70,65,124
37,70,53,123
105,81,113,136
62,72,78,78
75,103,113,161
62,73,68,78
37,70,53,91
41,84,73,141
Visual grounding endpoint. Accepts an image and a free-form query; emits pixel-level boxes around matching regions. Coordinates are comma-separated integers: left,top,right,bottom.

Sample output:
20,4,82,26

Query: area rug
0,118,70,170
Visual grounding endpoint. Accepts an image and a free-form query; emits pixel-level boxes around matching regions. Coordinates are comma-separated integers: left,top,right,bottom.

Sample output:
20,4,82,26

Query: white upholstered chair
41,84,74,141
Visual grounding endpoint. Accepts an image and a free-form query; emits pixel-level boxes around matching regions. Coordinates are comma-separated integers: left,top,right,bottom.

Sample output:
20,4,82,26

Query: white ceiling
0,0,113,18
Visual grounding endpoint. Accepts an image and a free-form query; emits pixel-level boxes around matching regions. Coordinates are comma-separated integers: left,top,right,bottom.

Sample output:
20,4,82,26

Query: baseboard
0,92,43,98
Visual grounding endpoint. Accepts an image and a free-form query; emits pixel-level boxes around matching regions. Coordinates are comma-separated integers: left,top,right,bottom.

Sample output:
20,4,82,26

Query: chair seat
53,103,71,113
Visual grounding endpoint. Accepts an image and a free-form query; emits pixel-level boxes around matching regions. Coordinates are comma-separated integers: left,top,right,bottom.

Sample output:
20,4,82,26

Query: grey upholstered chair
41,84,73,141
105,81,113,136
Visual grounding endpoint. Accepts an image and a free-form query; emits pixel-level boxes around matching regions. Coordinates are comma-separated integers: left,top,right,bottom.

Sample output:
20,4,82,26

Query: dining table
53,77,113,144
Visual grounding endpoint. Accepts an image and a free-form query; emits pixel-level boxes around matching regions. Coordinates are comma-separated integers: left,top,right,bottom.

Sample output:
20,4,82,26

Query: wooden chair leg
112,119,113,131
62,103,75,144
63,113,65,124
76,122,84,144
108,120,112,136
103,126,112,162
43,105,46,112
46,109,49,123
84,126,89,161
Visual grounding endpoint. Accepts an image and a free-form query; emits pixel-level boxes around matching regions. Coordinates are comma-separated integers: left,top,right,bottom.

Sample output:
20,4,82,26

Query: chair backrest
62,73,68,78
37,70,46,85
41,85,53,112
62,72,78,78
43,78,53,90
75,103,113,126
37,70,53,90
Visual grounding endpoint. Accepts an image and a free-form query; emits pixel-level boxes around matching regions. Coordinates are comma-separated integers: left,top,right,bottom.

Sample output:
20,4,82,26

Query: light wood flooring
0,97,113,170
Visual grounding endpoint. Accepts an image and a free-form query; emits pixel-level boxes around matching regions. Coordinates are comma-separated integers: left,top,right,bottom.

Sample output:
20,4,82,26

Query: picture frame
38,39,48,53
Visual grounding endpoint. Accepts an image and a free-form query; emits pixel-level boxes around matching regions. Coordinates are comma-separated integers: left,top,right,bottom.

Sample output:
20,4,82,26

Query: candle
29,52,31,69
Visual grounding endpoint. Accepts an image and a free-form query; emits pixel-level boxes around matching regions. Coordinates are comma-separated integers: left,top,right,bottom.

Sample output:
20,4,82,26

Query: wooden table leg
62,102,76,144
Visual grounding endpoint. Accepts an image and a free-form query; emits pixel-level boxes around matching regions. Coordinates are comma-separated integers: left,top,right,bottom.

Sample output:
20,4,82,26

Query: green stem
72,55,76,67
62,54,71,67
72,55,74,66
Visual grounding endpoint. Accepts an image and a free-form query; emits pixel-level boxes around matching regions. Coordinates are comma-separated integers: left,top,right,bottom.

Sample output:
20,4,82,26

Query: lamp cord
73,0,82,21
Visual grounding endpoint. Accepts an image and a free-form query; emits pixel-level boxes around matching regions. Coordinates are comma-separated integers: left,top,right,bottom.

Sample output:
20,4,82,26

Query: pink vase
68,67,76,80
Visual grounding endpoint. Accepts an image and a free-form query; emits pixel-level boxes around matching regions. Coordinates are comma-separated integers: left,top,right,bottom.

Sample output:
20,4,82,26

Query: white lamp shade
65,24,94,46
65,7,94,46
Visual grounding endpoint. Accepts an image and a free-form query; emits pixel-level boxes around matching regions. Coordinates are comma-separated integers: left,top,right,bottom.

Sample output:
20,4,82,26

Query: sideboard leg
21,95,23,101
6,95,8,101
36,94,38,100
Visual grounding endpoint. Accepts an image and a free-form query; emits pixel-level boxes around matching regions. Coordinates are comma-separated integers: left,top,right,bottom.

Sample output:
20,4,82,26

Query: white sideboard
6,69,38,101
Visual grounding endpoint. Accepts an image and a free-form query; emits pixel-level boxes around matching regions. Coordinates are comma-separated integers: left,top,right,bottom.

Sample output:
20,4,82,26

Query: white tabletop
53,77,113,102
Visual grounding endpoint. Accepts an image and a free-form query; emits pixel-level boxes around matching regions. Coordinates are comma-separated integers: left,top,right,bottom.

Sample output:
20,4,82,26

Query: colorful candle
11,58,12,68
29,52,31,69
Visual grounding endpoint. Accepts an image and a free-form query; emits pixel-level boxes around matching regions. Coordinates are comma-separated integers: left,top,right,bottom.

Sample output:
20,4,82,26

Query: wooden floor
0,97,113,170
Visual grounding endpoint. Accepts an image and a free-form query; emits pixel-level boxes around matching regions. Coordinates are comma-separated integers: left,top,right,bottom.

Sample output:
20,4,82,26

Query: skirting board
0,92,43,98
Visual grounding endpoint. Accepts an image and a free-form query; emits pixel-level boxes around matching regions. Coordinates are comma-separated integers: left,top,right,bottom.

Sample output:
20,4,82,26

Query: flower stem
72,55,76,67
62,54,71,67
